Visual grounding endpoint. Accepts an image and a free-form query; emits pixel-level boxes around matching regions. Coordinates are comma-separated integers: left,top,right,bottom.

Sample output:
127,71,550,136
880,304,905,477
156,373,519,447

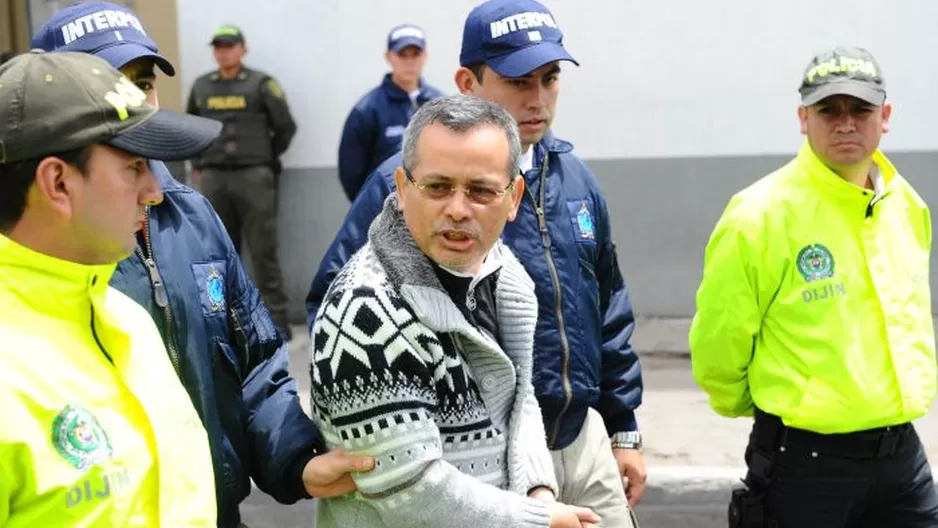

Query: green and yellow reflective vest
690,142,935,434
0,235,216,527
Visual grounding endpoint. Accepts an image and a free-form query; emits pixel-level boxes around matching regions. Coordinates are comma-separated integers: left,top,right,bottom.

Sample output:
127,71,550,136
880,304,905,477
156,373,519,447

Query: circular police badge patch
51,405,113,471
797,243,835,282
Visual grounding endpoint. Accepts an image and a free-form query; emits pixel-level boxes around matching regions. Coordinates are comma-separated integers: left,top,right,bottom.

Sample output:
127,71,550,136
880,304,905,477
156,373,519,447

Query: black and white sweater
310,195,556,528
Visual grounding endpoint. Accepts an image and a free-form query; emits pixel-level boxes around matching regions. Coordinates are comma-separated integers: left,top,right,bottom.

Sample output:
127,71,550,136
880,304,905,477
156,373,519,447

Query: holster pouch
728,484,771,528
728,408,788,528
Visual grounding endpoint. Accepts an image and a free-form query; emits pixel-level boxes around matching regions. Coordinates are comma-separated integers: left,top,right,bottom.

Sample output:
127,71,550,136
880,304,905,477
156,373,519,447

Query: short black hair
0,147,92,231
466,63,486,84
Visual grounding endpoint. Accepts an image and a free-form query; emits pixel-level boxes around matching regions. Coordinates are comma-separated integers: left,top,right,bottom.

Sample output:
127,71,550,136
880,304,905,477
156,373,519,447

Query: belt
752,409,912,460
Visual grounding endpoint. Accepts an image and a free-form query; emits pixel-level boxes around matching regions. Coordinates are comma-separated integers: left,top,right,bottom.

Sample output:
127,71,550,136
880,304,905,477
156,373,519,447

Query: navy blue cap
459,0,577,77
388,24,426,52
31,2,175,77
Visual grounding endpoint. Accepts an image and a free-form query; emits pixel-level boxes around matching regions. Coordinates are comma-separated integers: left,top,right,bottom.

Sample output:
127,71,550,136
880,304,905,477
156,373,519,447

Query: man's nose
443,188,473,221
140,165,164,206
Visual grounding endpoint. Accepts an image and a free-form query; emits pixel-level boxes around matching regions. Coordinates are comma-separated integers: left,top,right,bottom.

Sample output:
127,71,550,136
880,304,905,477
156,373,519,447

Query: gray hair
401,94,521,181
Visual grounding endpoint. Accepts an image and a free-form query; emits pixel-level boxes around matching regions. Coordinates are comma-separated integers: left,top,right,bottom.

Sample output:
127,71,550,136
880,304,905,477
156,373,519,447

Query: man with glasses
0,49,220,528
310,95,600,528
307,0,644,524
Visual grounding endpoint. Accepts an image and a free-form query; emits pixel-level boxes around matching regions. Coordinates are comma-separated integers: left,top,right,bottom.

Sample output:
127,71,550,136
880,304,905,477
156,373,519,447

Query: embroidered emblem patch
797,243,835,282
206,265,225,312
265,79,285,99
51,405,113,472
576,202,595,240
192,261,227,316
384,125,405,138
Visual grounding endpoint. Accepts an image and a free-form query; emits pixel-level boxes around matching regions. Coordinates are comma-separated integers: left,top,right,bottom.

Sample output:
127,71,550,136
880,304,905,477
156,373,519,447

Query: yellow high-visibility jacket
0,235,216,527
690,142,936,434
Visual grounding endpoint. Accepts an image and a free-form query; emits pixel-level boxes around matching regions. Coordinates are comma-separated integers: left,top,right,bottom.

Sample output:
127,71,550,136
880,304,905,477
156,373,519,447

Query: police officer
187,24,295,339
32,5,374,527
690,46,938,527
0,49,221,527
337,23,444,201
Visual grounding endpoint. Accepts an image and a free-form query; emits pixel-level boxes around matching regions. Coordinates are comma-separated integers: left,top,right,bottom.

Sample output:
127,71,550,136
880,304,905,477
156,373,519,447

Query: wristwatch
610,431,642,450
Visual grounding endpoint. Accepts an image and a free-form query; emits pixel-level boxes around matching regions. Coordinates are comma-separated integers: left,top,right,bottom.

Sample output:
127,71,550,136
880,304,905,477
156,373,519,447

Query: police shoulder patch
797,243,835,282
265,79,285,99
51,405,113,472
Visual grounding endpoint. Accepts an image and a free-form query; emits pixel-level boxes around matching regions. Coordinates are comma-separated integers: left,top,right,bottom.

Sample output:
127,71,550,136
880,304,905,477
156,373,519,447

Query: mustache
832,135,863,145
433,220,482,239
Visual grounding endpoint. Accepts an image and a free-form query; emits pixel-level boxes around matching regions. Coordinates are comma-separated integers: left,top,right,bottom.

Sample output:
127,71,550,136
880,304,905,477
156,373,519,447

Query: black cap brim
801,81,886,106
106,110,221,161
211,36,243,46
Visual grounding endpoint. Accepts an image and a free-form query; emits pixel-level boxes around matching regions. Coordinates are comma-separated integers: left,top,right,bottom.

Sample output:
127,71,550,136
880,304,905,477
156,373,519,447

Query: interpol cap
459,0,578,78
31,1,175,77
0,50,221,164
388,24,427,52
211,24,245,46
799,46,886,106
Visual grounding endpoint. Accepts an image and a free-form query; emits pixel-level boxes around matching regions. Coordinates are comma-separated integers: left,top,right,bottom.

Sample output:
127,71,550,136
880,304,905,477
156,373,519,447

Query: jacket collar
538,130,574,155
795,140,897,204
381,73,431,102
522,131,574,182
210,66,249,82
0,234,115,320
369,193,454,297
150,160,186,194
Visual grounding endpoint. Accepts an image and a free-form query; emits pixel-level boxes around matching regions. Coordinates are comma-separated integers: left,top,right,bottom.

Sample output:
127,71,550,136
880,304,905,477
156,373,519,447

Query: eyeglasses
403,167,514,206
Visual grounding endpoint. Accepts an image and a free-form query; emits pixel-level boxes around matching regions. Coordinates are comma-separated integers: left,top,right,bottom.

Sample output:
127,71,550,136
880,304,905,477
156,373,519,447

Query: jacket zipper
865,195,876,218
137,208,181,373
90,305,114,365
524,156,574,448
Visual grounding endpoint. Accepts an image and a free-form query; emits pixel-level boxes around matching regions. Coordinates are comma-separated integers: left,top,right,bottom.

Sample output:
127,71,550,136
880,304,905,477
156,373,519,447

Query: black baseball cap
0,50,221,164
799,46,886,106
211,24,245,46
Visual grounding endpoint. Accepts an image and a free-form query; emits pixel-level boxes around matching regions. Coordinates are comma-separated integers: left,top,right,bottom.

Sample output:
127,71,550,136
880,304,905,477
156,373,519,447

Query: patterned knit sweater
310,195,557,528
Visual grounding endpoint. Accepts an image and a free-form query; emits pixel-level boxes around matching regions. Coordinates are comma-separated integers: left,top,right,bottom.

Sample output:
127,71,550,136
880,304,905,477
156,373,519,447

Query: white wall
177,0,938,167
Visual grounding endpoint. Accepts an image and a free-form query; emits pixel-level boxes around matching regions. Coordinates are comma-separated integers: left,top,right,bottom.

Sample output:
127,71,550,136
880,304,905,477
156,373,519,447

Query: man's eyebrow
511,65,562,80
419,172,452,181
418,172,500,185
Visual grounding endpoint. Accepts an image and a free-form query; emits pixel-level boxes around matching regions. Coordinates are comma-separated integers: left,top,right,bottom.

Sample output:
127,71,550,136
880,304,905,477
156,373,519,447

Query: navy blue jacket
307,133,643,450
111,162,323,528
338,74,444,201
